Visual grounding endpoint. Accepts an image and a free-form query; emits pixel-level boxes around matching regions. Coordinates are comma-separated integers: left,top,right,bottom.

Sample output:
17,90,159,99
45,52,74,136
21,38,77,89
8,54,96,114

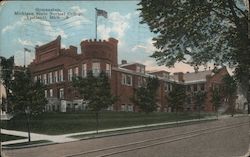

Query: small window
122,74,132,86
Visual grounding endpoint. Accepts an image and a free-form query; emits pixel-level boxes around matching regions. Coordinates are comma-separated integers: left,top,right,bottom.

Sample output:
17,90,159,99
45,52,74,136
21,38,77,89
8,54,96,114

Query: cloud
70,6,87,14
97,12,131,45
1,17,26,34
131,38,157,54
30,19,68,39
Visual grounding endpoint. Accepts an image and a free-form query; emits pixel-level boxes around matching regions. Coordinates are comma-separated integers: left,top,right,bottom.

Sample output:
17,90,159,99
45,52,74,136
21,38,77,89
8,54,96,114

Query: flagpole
24,48,26,67
95,8,97,40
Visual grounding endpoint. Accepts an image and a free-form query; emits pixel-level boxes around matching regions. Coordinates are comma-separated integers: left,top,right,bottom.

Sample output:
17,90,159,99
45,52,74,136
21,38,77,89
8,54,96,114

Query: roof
173,70,213,84
119,62,145,68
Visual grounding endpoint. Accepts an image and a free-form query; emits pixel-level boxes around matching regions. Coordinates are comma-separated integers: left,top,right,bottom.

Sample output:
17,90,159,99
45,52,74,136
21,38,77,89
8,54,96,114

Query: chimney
121,60,127,65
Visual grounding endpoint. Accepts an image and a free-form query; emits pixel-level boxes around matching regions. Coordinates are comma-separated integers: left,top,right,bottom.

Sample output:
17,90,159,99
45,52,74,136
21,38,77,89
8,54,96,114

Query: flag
24,48,31,52
95,8,108,18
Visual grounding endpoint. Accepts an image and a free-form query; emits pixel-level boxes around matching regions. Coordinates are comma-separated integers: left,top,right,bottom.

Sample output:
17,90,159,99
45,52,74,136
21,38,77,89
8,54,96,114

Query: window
43,74,47,85
59,69,64,82
106,63,111,76
138,77,143,87
92,62,100,77
128,104,133,112
136,66,141,73
34,76,37,82
169,84,173,91
54,71,58,83
165,83,169,92
82,64,87,77
200,84,205,91
68,68,73,81
121,104,126,111
38,75,42,82
122,74,132,86
49,89,53,97
44,90,47,98
74,67,79,77
136,65,145,73
48,72,52,84
59,88,64,99
193,84,197,92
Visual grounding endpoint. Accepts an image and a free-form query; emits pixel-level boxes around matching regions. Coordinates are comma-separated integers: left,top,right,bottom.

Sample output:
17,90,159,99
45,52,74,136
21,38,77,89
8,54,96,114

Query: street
3,116,250,157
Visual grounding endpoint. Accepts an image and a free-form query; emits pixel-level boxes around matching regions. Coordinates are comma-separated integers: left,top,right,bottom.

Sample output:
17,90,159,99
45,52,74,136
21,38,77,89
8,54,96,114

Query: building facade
29,36,229,112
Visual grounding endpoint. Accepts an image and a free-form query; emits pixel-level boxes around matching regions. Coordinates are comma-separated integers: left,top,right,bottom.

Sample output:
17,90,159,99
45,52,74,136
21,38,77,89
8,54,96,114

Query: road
3,116,250,157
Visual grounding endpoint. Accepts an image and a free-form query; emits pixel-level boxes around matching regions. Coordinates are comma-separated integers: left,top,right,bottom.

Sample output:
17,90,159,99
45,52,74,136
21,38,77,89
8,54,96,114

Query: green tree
10,67,47,142
168,84,186,115
132,77,160,114
211,88,222,118
72,71,117,133
138,0,249,107
193,91,206,119
10,67,47,114
222,75,237,116
0,56,14,112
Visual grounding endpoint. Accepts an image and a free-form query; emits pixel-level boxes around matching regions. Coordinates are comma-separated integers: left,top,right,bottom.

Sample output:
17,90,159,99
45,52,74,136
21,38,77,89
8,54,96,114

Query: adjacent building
29,36,230,113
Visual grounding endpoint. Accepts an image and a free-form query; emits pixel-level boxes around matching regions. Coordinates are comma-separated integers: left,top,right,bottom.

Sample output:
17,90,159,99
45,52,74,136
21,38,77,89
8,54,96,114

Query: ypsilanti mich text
14,8,83,20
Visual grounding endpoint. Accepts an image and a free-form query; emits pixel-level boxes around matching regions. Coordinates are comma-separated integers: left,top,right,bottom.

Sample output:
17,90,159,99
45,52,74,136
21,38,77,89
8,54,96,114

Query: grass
3,140,52,147
0,133,26,142
1,111,216,135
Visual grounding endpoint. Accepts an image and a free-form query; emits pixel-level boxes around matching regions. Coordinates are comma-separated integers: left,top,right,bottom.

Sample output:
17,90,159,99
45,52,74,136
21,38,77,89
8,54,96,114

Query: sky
0,1,203,74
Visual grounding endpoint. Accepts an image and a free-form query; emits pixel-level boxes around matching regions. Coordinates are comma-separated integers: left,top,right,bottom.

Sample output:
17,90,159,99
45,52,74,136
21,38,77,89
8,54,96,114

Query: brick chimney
121,60,127,64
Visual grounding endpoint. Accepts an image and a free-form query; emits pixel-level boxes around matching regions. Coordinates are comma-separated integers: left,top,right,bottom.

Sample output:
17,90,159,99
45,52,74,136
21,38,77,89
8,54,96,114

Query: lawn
1,111,215,135
0,133,26,142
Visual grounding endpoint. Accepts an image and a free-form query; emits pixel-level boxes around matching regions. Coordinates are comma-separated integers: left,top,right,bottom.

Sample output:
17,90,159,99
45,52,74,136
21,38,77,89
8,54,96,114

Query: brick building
29,36,229,112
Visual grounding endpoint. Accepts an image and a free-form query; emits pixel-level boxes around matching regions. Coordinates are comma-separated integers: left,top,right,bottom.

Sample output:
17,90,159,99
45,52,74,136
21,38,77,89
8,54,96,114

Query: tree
222,75,237,116
168,84,186,116
10,67,47,142
211,87,222,118
138,0,249,107
193,91,206,119
72,71,117,133
132,77,160,114
0,56,14,112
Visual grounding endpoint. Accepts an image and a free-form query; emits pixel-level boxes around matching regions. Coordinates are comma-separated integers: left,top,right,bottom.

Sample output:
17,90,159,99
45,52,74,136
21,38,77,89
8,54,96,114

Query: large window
59,88,64,99
48,72,53,84
43,74,47,85
106,63,111,76
68,68,73,81
49,89,53,97
122,74,132,86
92,62,100,77
59,69,63,82
54,71,58,83
44,90,47,98
74,67,79,77
82,64,87,77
